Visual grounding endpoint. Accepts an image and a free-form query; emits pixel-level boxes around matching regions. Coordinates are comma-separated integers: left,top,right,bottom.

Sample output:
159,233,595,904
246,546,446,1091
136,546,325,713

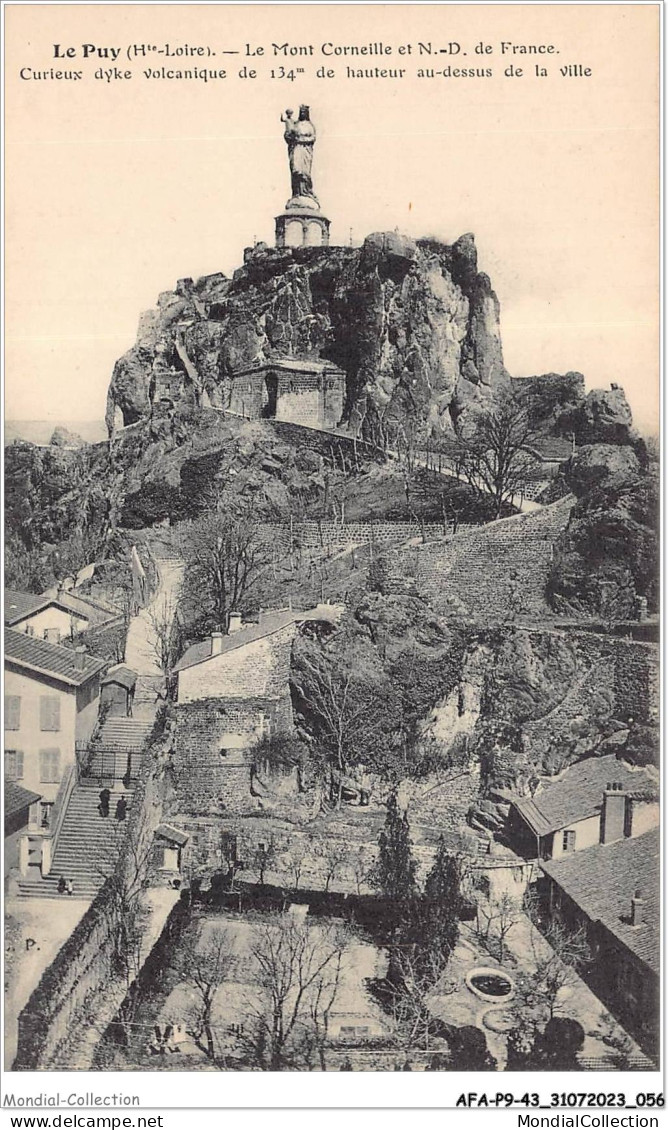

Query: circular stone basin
466,966,515,1003
482,1007,516,1034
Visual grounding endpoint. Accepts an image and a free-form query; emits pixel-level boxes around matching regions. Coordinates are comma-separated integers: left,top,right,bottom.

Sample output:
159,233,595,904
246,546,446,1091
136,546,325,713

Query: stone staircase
16,786,134,900
97,716,154,758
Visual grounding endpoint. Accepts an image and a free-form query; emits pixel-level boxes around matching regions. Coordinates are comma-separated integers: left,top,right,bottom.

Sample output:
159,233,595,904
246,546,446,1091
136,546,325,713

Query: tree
285,839,309,891
374,793,418,907
379,840,462,1050
405,839,462,982
179,929,235,1062
147,594,181,674
291,631,403,796
351,845,373,896
507,890,593,1062
178,507,270,632
477,893,521,963
244,915,348,1070
314,837,348,893
532,1016,586,1070
447,1025,498,1070
248,837,277,888
523,892,592,1019
454,396,536,519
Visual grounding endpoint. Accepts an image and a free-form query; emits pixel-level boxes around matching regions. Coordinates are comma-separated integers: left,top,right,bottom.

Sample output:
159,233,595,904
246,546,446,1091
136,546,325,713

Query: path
4,897,90,1069
408,449,543,514
125,557,184,721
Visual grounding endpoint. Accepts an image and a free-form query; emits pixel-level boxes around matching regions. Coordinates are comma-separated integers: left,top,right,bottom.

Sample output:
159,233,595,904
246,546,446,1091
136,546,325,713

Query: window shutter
5,751,23,780
4,695,21,731
39,748,61,784
40,696,61,731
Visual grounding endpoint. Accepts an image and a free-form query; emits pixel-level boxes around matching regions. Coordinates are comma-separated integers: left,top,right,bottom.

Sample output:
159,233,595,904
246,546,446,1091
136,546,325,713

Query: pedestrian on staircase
57,875,66,895
115,796,128,822
66,879,74,896
99,788,111,818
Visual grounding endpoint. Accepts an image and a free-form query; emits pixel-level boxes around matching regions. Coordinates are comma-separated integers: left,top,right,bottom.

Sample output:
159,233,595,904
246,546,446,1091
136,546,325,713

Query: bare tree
352,845,373,896
243,914,348,1070
147,594,180,674
383,949,444,1052
476,893,521,963
178,507,270,632
285,839,309,891
179,930,235,1062
323,838,350,893
248,836,277,888
517,890,593,1022
291,642,400,805
454,397,536,519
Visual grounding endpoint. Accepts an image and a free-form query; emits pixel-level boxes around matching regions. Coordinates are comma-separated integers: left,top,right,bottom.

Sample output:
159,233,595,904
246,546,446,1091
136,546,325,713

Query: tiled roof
4,628,107,687
101,664,137,690
55,590,117,625
4,781,42,819
172,610,296,673
155,823,189,846
532,437,574,461
4,590,47,625
541,827,660,975
512,754,658,837
172,604,344,674
4,588,115,628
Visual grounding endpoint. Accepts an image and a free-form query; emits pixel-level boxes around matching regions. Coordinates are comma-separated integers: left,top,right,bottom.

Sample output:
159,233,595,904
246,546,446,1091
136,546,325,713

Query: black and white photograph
2,0,661,1106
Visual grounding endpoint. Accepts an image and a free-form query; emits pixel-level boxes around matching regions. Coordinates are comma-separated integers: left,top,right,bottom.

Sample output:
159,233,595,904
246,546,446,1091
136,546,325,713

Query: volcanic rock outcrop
106,232,508,445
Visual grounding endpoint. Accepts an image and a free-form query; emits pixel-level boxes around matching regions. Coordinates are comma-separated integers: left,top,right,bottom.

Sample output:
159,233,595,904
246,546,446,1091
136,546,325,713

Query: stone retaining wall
392,498,574,620
263,518,453,556
569,632,660,724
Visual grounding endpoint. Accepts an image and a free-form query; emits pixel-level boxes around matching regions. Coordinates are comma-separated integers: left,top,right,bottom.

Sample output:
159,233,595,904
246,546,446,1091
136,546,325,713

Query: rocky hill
106,231,508,445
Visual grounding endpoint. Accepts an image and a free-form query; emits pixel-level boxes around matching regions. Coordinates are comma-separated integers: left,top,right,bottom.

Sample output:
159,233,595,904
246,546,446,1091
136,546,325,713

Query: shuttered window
4,695,21,731
4,750,24,780
39,748,61,783
40,695,61,731
562,829,576,853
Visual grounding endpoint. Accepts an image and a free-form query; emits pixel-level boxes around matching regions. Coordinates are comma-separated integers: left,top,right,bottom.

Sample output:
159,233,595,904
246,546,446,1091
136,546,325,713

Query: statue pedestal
275,206,330,249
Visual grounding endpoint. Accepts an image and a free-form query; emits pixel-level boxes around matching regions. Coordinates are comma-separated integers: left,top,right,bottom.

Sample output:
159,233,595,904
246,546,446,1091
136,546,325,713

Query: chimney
211,632,225,656
600,781,627,845
75,646,87,670
631,888,646,927
228,611,243,634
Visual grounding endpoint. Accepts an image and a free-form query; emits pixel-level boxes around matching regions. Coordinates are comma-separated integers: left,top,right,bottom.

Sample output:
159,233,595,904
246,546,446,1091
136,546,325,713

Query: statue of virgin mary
281,105,319,206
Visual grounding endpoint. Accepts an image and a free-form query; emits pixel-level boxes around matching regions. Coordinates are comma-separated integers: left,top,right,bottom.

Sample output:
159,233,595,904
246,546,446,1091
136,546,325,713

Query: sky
5,4,660,434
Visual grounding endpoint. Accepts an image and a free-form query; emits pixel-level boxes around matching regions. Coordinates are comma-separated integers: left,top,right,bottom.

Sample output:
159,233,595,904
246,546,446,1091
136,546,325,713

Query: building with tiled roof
540,827,660,1057
508,754,659,860
5,628,106,687
172,604,343,683
100,664,138,717
228,358,345,430
5,586,117,642
4,628,106,861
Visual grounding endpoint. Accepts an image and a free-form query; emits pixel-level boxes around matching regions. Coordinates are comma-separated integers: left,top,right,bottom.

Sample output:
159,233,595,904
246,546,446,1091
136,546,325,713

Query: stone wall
15,714,173,1070
569,632,660,724
228,371,267,420
392,497,574,620
266,418,385,467
263,518,455,558
169,697,294,819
